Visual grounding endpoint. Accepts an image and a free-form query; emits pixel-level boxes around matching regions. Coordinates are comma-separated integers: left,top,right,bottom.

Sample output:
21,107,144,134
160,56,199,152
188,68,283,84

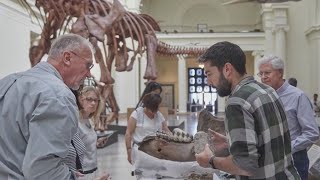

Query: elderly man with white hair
258,55,319,180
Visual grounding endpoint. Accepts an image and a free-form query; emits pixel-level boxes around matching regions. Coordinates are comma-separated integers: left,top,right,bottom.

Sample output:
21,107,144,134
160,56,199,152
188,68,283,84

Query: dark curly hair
198,41,246,75
135,81,162,109
142,93,162,113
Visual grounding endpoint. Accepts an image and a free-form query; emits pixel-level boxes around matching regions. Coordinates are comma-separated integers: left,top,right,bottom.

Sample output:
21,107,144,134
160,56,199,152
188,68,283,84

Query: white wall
0,1,40,78
286,0,319,97
141,0,261,32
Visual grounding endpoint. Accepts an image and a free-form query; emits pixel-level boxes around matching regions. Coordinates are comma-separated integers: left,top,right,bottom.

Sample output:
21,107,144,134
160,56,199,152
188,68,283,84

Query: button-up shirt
0,62,78,180
226,76,299,179
276,81,319,153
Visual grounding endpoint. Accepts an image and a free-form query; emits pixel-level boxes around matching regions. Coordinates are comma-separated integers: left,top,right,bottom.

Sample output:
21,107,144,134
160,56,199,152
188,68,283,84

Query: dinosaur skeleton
223,0,301,5
19,0,302,129
156,41,208,57
155,128,193,143
19,0,161,129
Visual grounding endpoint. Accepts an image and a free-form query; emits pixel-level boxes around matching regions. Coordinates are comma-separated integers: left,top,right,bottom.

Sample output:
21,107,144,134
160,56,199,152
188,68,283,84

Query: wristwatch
209,155,216,169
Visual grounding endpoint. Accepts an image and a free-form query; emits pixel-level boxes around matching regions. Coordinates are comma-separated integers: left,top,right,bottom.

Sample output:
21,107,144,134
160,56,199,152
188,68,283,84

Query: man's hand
74,171,84,177
195,144,213,168
208,129,229,156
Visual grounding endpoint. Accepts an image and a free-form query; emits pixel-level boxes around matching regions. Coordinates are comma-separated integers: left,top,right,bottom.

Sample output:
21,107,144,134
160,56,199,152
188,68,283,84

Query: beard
216,73,232,97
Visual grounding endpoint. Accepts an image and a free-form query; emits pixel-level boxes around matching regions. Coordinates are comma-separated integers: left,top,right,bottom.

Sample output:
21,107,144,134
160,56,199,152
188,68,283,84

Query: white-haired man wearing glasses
258,55,319,180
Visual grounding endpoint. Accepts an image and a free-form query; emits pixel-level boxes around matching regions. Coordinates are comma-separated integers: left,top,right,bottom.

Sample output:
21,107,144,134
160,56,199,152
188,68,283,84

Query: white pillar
252,50,264,81
307,30,320,93
274,27,288,78
273,26,289,60
316,40,320,93
272,5,289,77
261,4,274,54
139,54,148,95
124,0,141,13
177,55,187,113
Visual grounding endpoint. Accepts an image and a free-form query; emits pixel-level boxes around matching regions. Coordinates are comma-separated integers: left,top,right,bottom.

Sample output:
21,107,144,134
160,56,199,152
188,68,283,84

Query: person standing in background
258,55,319,180
313,93,320,117
288,77,297,87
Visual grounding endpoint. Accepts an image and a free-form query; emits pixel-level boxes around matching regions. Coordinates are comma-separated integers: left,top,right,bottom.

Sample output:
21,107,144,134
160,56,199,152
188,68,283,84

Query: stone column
273,26,289,61
124,0,141,13
139,54,148,95
272,5,289,77
252,50,264,81
177,55,187,113
261,4,274,54
307,30,320,93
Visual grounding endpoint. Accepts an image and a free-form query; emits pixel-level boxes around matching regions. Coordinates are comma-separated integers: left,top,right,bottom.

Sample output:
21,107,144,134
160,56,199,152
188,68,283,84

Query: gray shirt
277,81,319,153
0,62,78,180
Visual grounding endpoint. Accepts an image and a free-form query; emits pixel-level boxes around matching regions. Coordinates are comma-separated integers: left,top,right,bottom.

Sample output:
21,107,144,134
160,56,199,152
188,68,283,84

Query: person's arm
196,144,251,176
162,121,172,135
292,94,320,152
125,116,137,164
223,102,259,175
158,111,172,135
22,96,78,180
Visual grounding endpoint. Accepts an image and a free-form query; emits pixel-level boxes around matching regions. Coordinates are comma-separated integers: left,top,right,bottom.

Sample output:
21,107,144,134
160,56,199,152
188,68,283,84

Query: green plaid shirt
225,76,300,180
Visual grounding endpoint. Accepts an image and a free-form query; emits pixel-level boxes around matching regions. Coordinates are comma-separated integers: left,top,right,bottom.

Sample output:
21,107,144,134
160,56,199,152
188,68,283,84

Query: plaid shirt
225,76,300,180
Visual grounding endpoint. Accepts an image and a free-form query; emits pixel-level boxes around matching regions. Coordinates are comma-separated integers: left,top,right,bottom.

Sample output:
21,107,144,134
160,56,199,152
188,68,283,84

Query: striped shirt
226,76,300,180
63,131,85,172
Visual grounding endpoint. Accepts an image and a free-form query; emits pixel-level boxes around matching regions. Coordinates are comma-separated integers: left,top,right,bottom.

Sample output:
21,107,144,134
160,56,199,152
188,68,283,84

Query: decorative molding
156,32,265,51
305,25,320,39
252,50,264,58
272,26,290,33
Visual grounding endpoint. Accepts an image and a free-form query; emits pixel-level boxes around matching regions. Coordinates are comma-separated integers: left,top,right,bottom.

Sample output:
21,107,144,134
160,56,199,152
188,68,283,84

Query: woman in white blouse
125,92,172,164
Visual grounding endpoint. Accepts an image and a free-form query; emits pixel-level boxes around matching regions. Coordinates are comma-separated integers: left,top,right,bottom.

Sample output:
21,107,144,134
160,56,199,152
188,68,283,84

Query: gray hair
257,55,284,70
49,34,94,57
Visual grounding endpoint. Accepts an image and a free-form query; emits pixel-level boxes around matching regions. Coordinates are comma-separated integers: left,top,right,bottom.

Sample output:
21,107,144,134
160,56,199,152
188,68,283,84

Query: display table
133,148,223,180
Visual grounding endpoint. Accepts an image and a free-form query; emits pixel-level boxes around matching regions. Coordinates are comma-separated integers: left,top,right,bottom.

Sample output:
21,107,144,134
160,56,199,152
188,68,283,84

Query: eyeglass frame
69,51,94,70
84,97,100,103
257,71,272,77
257,69,283,78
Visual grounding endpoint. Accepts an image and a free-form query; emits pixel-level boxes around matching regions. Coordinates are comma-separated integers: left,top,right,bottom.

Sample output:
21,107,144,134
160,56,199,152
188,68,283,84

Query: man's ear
223,63,233,78
279,69,284,77
63,51,71,67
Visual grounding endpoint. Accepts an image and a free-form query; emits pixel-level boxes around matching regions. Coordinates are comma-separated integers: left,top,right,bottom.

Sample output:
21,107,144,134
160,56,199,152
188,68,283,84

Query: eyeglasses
257,71,272,77
85,97,100,103
70,51,94,70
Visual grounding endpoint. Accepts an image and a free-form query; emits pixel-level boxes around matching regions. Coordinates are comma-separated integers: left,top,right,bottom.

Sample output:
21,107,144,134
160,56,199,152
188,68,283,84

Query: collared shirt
226,76,300,180
0,62,78,180
276,81,319,153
